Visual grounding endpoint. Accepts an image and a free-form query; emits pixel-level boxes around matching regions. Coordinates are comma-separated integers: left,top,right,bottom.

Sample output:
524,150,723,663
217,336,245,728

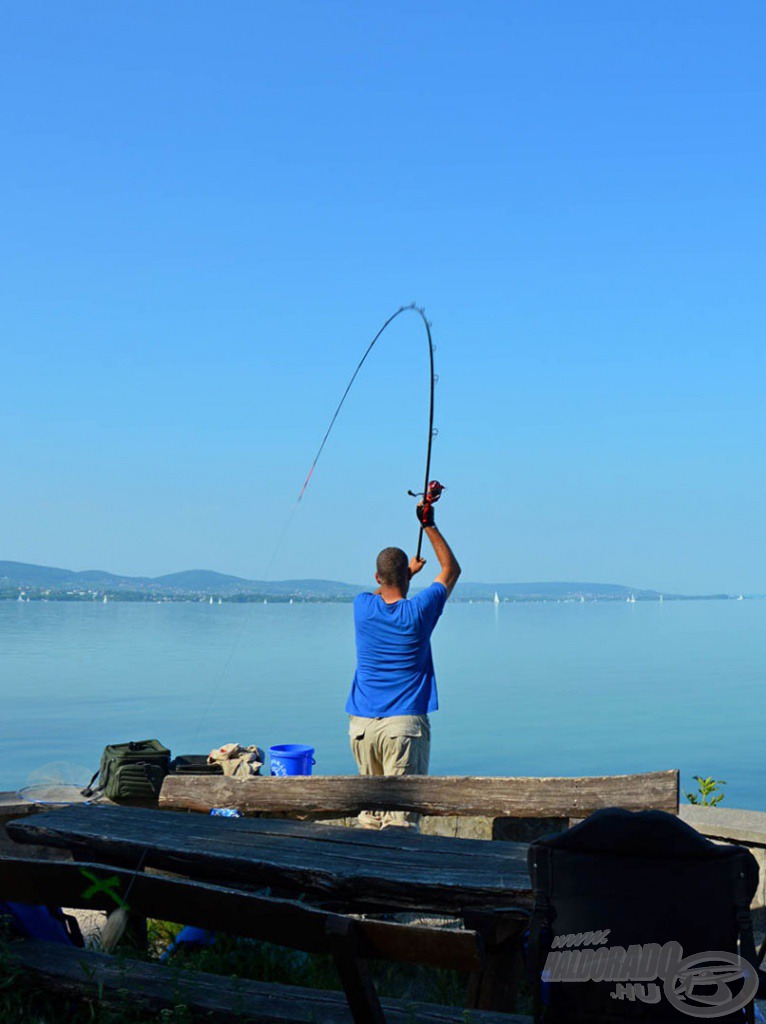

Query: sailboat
209,596,214,605
493,591,500,605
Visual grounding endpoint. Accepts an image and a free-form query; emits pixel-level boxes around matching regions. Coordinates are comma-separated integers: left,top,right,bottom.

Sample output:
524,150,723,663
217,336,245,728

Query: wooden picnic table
7,803,533,916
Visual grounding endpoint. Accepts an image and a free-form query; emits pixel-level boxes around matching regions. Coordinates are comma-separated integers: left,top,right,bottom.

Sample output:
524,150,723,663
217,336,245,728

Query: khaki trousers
348,714,430,829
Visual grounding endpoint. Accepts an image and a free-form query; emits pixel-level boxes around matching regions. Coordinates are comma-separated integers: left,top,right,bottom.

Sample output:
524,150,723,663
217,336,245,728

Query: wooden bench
0,855,531,1024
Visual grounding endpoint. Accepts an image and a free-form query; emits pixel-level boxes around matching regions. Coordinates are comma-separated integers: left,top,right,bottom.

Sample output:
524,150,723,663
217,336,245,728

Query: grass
171,933,467,1005
0,916,473,1023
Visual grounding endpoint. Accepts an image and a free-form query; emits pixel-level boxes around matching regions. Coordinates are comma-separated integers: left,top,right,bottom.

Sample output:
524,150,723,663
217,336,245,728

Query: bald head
376,547,409,590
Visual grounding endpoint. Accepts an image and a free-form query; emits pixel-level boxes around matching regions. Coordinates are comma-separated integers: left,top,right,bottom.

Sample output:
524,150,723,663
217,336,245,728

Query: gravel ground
64,907,107,948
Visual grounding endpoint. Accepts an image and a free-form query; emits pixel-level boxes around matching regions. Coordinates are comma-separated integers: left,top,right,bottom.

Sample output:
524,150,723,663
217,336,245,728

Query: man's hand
416,502,435,529
408,556,426,578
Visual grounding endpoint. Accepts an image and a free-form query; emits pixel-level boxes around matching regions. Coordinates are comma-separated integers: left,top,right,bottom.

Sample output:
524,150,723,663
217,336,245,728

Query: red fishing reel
408,480,445,528
424,480,444,506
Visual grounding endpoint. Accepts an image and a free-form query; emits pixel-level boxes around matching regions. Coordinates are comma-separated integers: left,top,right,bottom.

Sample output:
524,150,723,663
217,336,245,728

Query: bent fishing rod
295,303,441,560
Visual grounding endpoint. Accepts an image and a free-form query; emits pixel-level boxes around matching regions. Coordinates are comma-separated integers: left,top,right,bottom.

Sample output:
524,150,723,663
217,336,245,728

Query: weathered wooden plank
8,804,527,867
8,940,533,1024
680,805,766,847
0,793,40,818
0,856,486,971
360,916,486,972
159,771,679,817
7,805,533,913
151,811,508,853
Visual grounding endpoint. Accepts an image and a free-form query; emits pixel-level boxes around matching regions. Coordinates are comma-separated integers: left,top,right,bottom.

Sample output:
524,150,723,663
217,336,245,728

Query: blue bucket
269,744,316,776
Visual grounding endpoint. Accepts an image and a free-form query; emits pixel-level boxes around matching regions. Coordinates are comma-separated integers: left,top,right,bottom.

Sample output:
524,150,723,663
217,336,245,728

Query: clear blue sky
2,2,763,593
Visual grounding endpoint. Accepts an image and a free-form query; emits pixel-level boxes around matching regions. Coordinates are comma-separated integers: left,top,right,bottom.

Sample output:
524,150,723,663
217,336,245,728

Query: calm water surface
1,599,763,808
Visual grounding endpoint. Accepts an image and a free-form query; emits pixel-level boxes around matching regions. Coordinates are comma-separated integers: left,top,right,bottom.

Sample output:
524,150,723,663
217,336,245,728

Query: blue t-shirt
345,581,448,717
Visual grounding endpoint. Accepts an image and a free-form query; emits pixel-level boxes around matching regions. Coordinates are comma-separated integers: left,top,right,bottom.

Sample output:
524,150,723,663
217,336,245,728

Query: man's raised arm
415,492,461,598
424,525,461,597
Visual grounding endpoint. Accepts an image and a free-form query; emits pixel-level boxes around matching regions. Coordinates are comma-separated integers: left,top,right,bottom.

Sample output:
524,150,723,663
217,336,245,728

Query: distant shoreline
1,590,743,605
0,560,748,604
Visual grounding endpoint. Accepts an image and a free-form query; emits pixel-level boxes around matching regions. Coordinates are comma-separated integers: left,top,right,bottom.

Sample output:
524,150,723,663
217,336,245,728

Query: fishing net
18,761,96,805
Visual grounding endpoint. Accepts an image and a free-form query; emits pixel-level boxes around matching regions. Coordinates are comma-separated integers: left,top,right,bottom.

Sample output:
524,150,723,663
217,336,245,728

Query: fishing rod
295,302,440,560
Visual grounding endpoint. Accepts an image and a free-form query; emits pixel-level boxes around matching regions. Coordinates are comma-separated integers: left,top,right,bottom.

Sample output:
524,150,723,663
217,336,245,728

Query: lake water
1,599,763,809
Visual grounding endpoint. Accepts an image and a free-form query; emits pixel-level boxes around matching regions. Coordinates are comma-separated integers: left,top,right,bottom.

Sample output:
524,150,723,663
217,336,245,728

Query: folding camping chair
526,807,765,1023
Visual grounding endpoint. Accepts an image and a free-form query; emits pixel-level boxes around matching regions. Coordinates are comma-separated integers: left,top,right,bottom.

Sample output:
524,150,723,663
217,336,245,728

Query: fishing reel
408,479,445,504
408,480,445,526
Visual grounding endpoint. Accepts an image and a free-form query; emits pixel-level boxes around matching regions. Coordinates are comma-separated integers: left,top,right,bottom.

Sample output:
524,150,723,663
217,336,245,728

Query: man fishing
345,484,461,829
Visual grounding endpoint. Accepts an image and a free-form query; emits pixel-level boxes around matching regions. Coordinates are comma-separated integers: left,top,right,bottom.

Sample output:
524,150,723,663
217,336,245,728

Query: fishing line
187,615,254,749
189,304,438,750
265,302,438,574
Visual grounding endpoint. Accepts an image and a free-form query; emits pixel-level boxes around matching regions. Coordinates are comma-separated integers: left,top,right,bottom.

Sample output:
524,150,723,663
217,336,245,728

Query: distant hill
0,561,143,588
0,561,360,599
153,569,252,590
0,560,731,602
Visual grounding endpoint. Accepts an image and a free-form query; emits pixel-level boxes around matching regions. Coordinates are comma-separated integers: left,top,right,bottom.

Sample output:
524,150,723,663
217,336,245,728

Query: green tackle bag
82,739,171,801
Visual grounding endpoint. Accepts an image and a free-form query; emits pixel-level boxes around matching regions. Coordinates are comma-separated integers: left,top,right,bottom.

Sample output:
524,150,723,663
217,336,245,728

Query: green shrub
685,775,727,806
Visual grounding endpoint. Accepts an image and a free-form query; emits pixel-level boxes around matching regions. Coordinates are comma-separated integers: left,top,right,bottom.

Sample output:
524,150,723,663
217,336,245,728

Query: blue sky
2,2,764,592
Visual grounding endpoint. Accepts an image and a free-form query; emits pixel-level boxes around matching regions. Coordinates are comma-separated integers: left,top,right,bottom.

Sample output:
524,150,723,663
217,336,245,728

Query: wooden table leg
464,909,528,1011
325,917,387,1024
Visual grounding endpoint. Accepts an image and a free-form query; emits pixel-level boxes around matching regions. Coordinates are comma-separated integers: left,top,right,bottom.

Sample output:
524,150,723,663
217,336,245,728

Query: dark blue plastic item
0,900,77,945
269,744,316,776
159,925,216,962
